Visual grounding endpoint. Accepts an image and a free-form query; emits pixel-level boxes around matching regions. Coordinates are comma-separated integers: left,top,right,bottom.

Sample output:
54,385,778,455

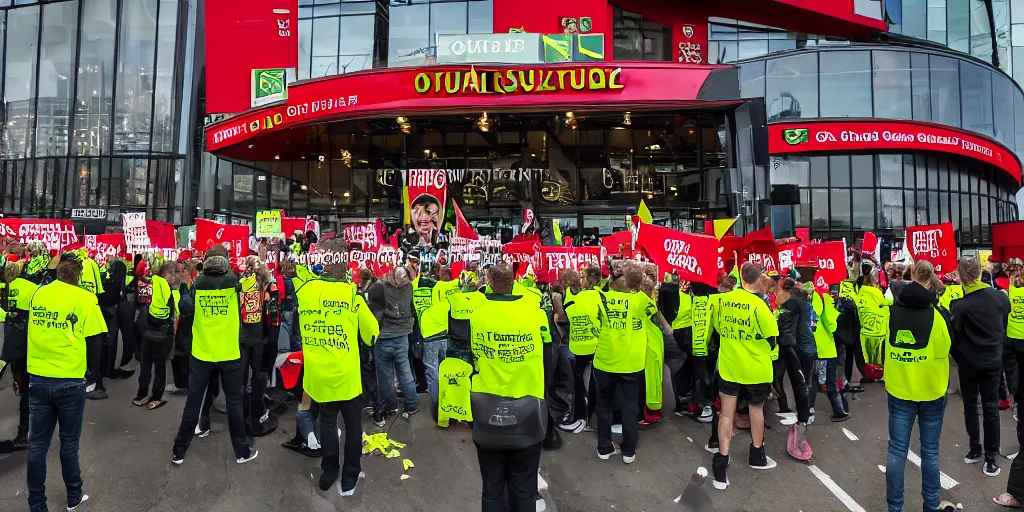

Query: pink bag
787,424,813,461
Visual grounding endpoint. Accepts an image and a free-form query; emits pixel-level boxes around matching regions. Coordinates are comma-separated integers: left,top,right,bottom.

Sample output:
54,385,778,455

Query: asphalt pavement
0,366,1019,512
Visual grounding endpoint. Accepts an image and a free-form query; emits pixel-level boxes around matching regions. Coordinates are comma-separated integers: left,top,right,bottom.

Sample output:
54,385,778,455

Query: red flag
906,222,957,274
601,231,633,257
85,234,127,264
452,201,478,241
814,241,847,285
813,270,830,295
634,223,718,287
195,219,250,259
146,220,178,249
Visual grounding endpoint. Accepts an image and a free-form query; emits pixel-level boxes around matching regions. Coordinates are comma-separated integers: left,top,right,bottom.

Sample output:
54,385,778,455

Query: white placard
122,212,151,254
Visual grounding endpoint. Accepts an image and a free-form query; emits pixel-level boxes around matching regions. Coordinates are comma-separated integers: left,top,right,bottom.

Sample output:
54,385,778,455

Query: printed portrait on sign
410,193,442,246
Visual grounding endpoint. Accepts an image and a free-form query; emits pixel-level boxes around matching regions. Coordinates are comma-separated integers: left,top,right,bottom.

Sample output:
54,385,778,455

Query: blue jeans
886,393,946,512
375,335,420,412
423,338,447,404
27,376,87,512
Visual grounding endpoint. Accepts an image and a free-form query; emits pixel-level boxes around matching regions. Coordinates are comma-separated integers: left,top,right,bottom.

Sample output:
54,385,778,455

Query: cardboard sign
122,212,152,254
906,222,957,274
634,223,718,287
0,219,78,252
256,209,283,238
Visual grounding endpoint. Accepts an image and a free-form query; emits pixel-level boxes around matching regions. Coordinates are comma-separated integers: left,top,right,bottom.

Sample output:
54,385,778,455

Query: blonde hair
911,260,943,291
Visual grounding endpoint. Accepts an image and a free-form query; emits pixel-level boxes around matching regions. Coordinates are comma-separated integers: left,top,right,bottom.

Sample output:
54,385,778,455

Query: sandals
146,400,168,410
995,493,1024,508
132,396,151,407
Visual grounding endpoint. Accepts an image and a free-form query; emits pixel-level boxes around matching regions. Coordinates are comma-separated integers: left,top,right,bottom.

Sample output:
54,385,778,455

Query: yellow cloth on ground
437,357,474,427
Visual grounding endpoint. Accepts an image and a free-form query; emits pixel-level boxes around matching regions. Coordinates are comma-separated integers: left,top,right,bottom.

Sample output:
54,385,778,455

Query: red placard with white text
814,241,848,285
905,222,957,274
634,223,719,287
0,219,78,252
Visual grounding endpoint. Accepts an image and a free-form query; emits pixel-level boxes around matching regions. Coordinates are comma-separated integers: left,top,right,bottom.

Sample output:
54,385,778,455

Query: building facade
1,0,1021,248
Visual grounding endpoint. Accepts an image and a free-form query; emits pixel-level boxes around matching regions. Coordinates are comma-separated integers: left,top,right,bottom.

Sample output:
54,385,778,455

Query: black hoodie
950,282,1010,371
890,281,947,360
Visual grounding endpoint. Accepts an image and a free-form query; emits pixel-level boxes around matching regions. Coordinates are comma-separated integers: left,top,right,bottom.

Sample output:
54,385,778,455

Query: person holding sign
711,262,780,491
171,246,258,467
296,238,380,496
26,253,108,512
884,260,953,512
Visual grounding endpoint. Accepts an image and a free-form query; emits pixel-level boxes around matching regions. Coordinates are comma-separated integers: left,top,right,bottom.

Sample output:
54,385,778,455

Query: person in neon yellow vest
26,253,108,511
560,264,602,433
297,238,379,496
469,263,553,510
171,245,258,466
1,258,38,451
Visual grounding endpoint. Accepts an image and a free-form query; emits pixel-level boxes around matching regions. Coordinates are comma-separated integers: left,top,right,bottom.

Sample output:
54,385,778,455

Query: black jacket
950,283,1010,371
777,297,816,355
98,259,126,309
833,295,860,347
175,282,195,355
657,282,681,325
890,281,948,364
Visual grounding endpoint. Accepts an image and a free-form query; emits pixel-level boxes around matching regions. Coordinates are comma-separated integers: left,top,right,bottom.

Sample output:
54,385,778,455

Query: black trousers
319,398,363,491
10,358,29,438
594,369,641,457
240,344,266,434
1003,343,1020,401
959,364,1001,459
773,345,813,423
570,353,596,422
137,337,171,401
172,356,249,460
844,339,866,382
117,297,139,367
672,328,693,404
171,354,190,390
476,442,542,512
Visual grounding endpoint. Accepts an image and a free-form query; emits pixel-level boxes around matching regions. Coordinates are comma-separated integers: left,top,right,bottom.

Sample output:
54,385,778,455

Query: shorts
717,377,771,405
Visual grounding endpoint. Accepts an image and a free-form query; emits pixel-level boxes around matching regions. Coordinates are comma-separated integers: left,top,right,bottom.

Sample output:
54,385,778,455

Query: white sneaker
236,449,259,464
698,407,713,423
558,419,586,433
597,446,621,460
339,472,365,496
260,409,270,423
780,416,797,426
623,454,636,464
712,478,729,490
194,425,211,438
536,497,547,512
67,495,89,511
611,424,623,435
749,456,778,470
85,383,96,393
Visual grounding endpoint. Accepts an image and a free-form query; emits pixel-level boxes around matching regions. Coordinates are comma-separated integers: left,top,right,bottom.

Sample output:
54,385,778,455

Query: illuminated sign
436,34,543,64
413,66,624,95
251,68,287,108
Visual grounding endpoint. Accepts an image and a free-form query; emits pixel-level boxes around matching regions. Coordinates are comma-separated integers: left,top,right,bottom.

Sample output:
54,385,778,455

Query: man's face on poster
411,198,440,243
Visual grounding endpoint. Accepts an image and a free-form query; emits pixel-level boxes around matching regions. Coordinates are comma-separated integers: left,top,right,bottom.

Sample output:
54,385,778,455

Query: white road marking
808,465,867,512
842,428,859,441
905,450,959,490
878,465,886,473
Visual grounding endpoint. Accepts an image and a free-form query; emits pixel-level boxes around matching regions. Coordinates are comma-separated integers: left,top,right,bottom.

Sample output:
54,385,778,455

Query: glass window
905,189,920,226
887,0,903,33
853,189,875,229
430,2,468,41
739,61,765,100
810,156,829,187
74,0,116,156
939,190,950,222
113,0,157,153
765,53,819,120
820,51,872,117
3,6,40,159
904,154,916,188
930,55,961,127
831,189,852,229
960,62,994,136
389,4,429,68
970,0,993,63
152,0,179,153
928,0,947,43
879,189,905,229
737,39,769,60
873,50,912,119
311,17,339,77
916,154,928,190
910,53,931,121
613,7,642,61
468,0,493,33
927,155,939,189
993,73,1015,150
852,154,874,187
830,155,851,187
298,18,312,79
35,1,78,158
903,0,927,38
811,188,829,229
772,156,810,186
1016,92,1024,156
878,154,902,186
951,192,962,231
339,15,374,73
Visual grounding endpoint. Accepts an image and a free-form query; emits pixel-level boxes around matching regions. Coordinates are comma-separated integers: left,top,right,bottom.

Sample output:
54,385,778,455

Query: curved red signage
206,62,731,153
769,119,1022,184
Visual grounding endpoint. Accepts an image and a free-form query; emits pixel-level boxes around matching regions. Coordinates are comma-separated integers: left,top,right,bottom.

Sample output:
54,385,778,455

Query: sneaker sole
597,450,620,460
623,455,636,464
749,457,777,470
985,468,1002,477
704,445,720,454
237,450,259,464
698,416,712,423
195,429,211,438
172,458,184,466
712,478,729,490
964,457,983,464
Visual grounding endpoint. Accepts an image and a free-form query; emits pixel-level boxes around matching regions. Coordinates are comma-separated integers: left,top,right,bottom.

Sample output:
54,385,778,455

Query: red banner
814,241,848,285
770,120,1022,184
906,222,957,274
146,221,178,249
634,223,718,287
343,220,383,250
195,219,250,259
0,219,78,252
205,0,298,114
502,240,541,278
541,246,603,283
406,169,448,246
85,234,126,264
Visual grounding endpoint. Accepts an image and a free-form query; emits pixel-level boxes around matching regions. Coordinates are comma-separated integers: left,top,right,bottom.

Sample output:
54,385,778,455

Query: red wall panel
205,0,299,114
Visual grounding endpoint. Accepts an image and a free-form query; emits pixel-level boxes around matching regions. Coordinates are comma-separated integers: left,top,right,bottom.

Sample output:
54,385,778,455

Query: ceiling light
476,112,491,132
300,185,308,191
340,149,352,166
248,144,254,149
343,191,350,197
274,155,280,160
623,111,631,125
423,149,431,157
318,155,325,162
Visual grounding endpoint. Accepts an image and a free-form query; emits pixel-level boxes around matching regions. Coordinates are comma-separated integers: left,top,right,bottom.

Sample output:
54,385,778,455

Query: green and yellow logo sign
782,128,809,146
542,34,604,63
251,69,287,107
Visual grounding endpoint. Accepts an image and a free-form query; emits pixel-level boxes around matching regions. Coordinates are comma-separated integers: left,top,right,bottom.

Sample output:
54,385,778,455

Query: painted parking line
808,464,867,512
877,453,959,490
842,428,859,441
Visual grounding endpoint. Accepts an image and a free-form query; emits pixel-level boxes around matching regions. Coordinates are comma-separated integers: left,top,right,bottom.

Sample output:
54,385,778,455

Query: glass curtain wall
0,0,186,223
612,6,672,61
771,153,1018,246
738,44,1023,152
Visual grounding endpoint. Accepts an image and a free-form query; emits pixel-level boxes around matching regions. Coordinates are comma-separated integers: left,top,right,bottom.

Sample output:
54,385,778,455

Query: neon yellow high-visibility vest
192,288,241,362
469,296,550,399
27,281,106,378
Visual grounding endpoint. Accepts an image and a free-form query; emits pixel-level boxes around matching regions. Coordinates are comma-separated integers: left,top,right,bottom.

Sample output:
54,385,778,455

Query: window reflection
3,6,40,159
113,0,156,153
613,7,671,61
873,50,912,120
36,1,78,158
820,51,871,117
765,53,818,120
